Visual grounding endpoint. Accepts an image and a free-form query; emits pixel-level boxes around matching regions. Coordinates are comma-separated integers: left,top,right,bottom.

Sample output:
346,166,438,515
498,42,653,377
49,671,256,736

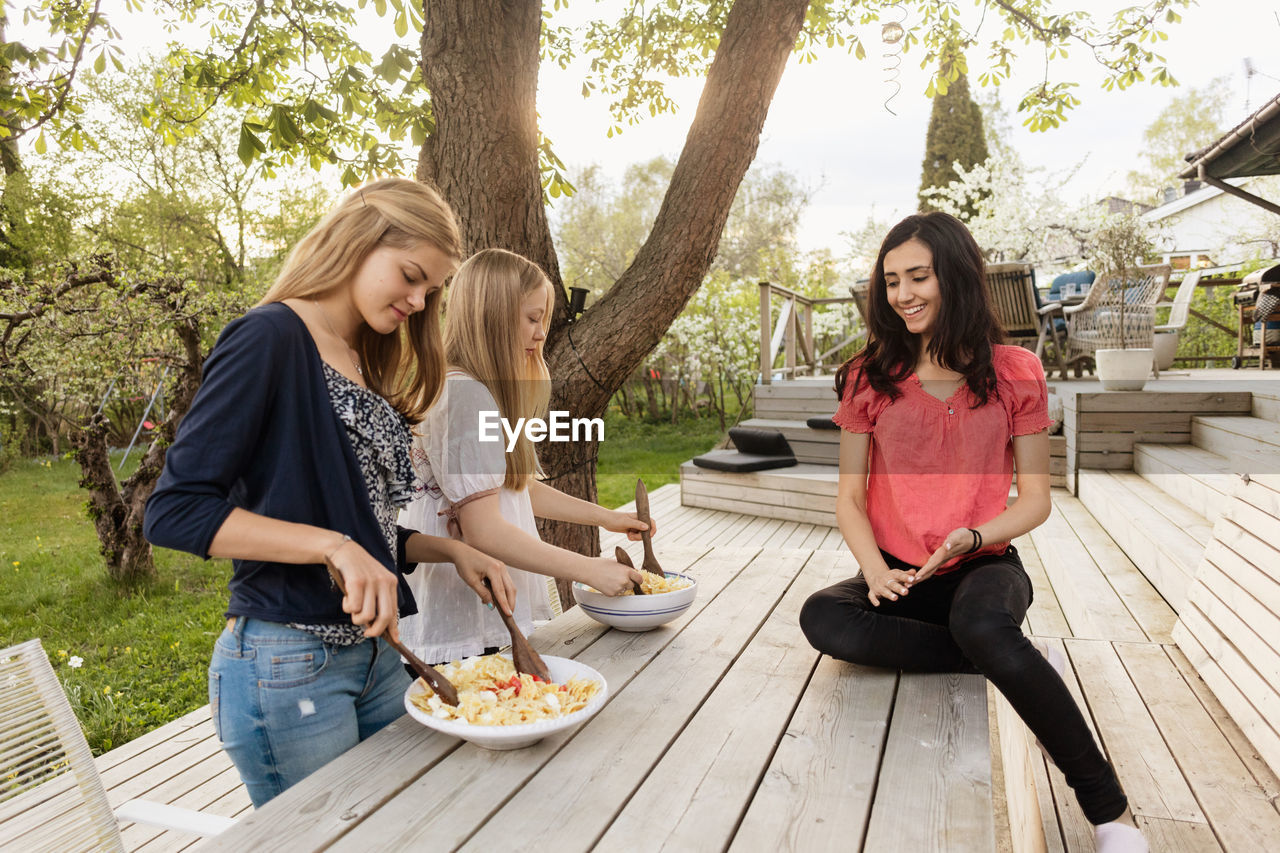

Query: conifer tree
918,69,989,219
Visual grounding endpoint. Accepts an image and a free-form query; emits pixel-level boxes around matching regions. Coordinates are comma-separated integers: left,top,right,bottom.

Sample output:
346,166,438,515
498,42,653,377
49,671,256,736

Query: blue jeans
209,617,410,807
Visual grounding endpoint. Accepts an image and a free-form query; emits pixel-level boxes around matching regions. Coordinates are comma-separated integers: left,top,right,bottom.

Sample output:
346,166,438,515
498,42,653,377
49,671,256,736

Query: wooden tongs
483,578,552,682
323,558,459,706
634,478,664,578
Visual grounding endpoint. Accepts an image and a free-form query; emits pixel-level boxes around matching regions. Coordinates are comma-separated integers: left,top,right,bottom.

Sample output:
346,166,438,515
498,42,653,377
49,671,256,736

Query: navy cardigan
144,302,418,623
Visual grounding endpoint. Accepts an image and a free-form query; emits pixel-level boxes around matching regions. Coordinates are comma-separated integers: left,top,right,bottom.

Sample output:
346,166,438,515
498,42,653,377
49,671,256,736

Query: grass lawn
0,410,726,754
595,409,727,508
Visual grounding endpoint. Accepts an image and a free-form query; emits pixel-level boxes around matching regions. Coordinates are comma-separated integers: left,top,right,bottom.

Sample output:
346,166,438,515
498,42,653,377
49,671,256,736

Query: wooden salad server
324,559,459,706
615,546,644,595
483,578,553,682
634,478,664,577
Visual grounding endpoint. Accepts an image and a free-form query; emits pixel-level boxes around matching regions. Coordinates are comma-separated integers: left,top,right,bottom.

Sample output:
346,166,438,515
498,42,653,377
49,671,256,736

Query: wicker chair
1064,264,1172,376
985,262,1068,380
0,639,234,851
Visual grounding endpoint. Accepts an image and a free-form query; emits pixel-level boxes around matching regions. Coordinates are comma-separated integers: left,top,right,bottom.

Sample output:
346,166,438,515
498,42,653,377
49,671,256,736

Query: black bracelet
966,528,982,554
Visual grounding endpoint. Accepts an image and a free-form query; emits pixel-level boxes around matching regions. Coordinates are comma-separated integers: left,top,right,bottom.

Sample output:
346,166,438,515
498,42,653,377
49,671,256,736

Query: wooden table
204,546,996,852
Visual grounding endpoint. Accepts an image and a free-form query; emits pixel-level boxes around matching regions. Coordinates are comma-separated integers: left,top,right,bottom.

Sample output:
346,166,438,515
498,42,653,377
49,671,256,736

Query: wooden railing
758,282,863,384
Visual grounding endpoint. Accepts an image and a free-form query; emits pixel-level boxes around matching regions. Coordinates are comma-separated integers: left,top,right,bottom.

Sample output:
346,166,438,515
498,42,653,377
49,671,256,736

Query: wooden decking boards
93,483,1280,851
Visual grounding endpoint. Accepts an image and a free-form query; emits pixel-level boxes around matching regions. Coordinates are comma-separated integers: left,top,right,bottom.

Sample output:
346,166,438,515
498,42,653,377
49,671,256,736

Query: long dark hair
835,212,1003,406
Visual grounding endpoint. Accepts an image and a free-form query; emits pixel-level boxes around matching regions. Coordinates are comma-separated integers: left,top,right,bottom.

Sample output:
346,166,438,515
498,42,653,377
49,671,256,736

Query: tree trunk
73,414,156,585
69,298,204,587
420,0,810,557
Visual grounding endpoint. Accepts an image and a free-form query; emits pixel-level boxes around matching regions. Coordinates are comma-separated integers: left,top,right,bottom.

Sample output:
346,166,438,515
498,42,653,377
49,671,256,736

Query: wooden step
680,461,838,527
1076,469,1209,613
1132,443,1237,523
1191,415,1280,461
1252,388,1280,425
737,418,838,465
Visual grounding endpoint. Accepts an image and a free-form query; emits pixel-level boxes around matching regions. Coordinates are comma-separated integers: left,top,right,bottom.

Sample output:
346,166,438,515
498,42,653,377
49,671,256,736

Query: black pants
798,545,1128,825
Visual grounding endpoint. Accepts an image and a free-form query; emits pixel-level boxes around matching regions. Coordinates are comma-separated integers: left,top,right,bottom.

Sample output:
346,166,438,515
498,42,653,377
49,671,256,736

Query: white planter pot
1153,331,1179,371
1096,348,1153,391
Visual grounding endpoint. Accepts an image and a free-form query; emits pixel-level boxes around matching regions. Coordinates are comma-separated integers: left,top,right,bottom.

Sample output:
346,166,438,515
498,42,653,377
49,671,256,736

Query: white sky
535,0,1280,257
19,0,1280,259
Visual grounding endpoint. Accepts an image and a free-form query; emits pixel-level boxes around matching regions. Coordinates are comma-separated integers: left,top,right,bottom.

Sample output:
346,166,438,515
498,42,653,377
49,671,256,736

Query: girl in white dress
399,248,648,664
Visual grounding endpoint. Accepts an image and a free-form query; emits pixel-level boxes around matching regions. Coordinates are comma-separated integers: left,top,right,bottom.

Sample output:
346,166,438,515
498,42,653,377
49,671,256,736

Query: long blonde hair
259,178,462,424
444,249,552,490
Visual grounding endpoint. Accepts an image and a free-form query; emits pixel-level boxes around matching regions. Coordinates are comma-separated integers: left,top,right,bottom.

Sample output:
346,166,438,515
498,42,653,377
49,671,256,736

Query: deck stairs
1077,386,1280,616
681,377,1067,525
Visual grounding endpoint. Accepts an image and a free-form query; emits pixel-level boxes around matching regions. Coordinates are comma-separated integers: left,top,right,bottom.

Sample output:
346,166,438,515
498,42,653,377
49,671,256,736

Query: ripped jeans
209,617,410,807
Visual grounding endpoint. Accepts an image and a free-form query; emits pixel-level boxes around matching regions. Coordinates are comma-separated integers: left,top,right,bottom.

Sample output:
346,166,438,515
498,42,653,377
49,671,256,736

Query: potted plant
1088,212,1157,391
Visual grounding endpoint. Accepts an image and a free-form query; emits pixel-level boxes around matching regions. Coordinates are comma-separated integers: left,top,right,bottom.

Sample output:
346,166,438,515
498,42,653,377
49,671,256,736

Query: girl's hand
605,510,655,541
862,561,917,607
915,527,973,583
587,556,645,596
452,544,517,616
327,539,401,641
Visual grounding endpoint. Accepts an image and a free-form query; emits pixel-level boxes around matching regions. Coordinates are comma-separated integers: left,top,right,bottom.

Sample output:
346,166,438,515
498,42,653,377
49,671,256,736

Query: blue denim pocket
260,643,329,689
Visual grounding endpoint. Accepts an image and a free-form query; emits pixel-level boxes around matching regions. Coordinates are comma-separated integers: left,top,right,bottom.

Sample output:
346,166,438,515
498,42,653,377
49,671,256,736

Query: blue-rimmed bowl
572,573,698,632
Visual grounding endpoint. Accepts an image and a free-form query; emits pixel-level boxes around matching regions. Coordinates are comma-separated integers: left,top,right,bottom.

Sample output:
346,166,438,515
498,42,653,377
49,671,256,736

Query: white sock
1094,821,1148,853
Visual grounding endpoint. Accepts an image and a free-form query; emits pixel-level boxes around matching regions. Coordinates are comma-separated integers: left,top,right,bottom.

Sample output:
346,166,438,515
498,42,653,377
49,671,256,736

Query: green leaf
94,52,106,74
34,132,46,155
395,12,408,38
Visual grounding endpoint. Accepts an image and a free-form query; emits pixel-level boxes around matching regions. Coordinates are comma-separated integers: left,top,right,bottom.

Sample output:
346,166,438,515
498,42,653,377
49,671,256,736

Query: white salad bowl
403,654,608,751
572,573,698,632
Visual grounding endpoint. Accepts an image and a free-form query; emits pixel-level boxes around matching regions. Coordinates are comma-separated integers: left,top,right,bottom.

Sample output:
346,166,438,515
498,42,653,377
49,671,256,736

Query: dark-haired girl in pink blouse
799,212,1146,853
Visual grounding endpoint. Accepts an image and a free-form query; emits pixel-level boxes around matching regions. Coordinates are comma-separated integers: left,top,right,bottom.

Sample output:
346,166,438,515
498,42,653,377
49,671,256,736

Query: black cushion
806,415,839,430
728,427,792,456
692,449,797,473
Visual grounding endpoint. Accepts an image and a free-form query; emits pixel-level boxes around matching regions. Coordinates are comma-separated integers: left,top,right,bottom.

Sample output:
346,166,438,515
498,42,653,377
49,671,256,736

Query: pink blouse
832,345,1052,573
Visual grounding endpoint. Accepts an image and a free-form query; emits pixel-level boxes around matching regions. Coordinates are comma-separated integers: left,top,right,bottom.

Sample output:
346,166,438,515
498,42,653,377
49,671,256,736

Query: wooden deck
94,482,1280,851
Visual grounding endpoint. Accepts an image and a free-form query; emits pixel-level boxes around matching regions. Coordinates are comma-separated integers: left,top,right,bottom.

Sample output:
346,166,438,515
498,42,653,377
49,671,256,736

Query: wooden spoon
323,558,459,706
614,546,644,595
634,478,664,578
483,578,552,682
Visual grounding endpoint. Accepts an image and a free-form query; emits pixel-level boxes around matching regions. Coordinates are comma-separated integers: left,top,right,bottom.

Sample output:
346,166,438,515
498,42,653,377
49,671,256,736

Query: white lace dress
397,370,553,664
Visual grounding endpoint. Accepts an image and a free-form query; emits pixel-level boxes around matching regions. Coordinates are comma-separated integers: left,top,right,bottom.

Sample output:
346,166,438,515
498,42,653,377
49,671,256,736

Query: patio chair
0,639,235,851
1155,269,1202,336
984,262,1069,380
1064,264,1173,377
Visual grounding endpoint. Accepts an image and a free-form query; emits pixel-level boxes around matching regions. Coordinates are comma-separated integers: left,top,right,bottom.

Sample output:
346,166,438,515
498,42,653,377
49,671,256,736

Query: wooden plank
94,706,213,774
1079,411,1194,431
995,689,1065,853
1076,451,1134,470
205,549,752,853
680,460,840,497
1135,817,1223,852
1212,519,1280,589
124,764,247,852
862,672,994,851
682,476,839,512
1116,642,1280,850
1075,472,1197,613
684,491,837,527
1076,431,1189,452
1075,391,1252,414
818,526,847,551
730,659,897,852
1065,639,1208,824
1028,637,1098,852
1027,501,1146,642
1164,644,1280,803
595,551,857,852
1186,574,1280,703
1014,535,1072,640
1200,544,1280,651
779,521,818,548
1110,470,1215,545
800,523,837,550
1053,497,1177,643
1174,617,1280,783
344,550,809,852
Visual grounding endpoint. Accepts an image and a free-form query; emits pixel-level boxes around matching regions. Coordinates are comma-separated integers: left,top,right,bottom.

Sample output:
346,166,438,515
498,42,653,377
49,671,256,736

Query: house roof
1180,90,1280,180
1142,178,1251,221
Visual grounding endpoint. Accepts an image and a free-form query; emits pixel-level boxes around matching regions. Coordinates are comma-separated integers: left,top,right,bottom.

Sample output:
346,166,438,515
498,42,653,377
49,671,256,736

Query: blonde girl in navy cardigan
146,178,517,806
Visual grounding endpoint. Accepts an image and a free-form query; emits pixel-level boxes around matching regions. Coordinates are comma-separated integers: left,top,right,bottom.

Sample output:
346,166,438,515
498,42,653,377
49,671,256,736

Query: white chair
1155,269,1202,336
1064,264,1173,376
0,639,235,851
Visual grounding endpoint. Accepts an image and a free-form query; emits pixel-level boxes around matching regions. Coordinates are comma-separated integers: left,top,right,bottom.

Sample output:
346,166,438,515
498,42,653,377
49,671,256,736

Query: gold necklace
312,298,363,377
